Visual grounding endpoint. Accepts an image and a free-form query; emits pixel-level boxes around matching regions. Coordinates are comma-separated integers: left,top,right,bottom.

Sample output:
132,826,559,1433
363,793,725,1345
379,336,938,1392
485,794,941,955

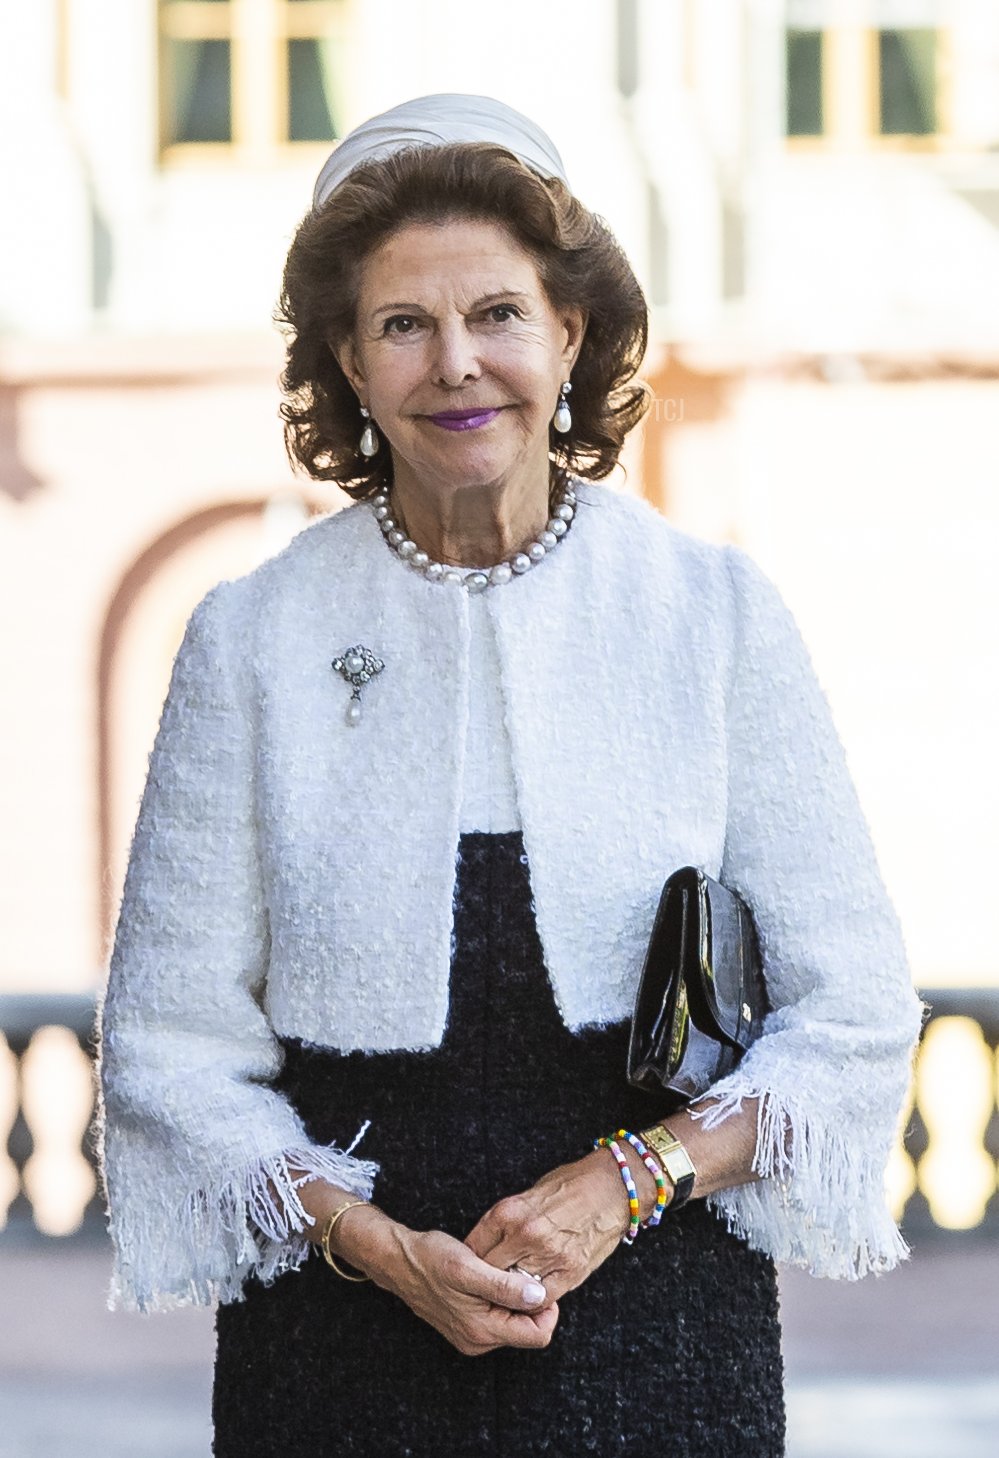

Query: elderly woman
97,94,924,1457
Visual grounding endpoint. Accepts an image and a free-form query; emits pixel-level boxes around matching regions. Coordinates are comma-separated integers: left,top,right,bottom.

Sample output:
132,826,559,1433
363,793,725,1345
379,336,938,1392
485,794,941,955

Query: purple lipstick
426,407,502,432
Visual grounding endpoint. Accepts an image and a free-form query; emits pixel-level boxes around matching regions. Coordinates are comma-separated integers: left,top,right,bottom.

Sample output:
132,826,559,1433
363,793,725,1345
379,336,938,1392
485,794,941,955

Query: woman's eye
382,305,519,335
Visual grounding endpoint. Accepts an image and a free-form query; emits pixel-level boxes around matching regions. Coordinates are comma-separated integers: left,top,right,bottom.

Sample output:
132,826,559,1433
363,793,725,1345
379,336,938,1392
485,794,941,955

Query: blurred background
1,1,997,1454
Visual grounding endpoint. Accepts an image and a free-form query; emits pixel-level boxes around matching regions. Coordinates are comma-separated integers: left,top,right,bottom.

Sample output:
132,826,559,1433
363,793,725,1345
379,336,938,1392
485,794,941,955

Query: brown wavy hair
276,141,651,500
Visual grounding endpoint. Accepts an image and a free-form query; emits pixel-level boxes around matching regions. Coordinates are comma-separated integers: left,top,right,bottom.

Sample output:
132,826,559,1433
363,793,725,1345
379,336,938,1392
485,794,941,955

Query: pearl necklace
370,473,577,592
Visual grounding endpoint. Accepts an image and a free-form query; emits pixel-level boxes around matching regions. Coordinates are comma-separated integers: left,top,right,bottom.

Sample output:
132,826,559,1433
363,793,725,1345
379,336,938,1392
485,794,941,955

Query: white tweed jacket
96,478,926,1314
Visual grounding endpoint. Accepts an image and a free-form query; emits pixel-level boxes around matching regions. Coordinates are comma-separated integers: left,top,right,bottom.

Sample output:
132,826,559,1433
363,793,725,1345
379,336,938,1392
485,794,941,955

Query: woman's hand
332,1203,560,1357
382,1227,560,1356
462,1147,653,1303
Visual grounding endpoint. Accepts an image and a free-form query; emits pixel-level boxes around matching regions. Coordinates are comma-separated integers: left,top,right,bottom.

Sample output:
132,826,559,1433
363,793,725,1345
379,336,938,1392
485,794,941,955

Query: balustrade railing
891,988,999,1238
2,988,998,1242
1,994,104,1239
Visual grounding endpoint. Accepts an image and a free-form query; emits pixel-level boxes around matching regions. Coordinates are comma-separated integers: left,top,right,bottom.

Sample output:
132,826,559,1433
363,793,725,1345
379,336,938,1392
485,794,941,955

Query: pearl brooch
331,644,385,726
370,473,577,593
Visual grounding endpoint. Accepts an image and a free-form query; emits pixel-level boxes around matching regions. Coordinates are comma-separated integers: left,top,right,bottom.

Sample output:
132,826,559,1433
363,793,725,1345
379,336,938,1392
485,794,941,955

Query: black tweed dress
212,831,786,1456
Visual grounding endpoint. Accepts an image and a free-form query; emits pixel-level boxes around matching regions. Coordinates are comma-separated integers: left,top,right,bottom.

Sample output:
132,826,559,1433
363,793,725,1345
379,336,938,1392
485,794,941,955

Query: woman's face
334,216,586,495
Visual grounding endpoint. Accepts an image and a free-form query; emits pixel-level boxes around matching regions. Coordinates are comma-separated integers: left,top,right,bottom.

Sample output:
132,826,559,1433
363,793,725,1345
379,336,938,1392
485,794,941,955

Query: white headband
312,92,570,212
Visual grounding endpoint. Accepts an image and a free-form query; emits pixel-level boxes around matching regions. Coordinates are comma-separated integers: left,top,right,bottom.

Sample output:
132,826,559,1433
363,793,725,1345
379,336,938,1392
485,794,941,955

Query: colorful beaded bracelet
593,1135,642,1244
613,1128,669,1228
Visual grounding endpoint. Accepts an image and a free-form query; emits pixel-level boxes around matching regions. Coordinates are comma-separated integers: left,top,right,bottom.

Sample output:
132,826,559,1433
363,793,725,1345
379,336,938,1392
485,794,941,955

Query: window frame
157,0,351,164
784,23,953,152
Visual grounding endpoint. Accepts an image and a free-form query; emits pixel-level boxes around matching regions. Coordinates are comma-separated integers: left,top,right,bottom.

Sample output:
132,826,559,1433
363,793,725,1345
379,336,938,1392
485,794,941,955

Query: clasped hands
360,1145,657,1358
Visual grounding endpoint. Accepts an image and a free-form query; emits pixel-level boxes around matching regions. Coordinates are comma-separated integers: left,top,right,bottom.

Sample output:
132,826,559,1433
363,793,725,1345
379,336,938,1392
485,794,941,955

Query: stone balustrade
3,988,998,1241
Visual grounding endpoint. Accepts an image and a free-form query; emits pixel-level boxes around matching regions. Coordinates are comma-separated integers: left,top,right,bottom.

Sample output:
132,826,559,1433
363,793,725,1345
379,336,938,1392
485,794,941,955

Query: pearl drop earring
553,381,572,434
359,405,379,458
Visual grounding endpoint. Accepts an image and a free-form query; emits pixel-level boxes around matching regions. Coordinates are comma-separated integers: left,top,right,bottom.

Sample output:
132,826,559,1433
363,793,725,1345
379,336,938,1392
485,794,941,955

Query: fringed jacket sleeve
96,582,379,1314
689,545,926,1279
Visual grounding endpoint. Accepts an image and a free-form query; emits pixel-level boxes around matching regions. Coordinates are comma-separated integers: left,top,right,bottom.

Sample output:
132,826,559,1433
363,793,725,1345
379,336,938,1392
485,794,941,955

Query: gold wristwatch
640,1123,697,1210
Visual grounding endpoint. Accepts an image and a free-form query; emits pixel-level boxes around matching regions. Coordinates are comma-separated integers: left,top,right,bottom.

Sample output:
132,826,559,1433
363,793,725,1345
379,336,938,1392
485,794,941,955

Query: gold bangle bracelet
320,1198,372,1282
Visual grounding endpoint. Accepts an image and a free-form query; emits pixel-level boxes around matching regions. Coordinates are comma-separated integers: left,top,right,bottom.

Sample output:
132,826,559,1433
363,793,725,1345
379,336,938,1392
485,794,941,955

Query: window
878,28,937,136
165,32,232,145
615,0,640,100
159,0,349,156
785,29,823,137
287,36,339,141
784,21,946,146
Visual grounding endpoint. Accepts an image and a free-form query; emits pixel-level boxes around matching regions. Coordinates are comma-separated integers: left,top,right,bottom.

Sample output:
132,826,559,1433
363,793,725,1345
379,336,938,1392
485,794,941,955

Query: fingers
462,1205,504,1260
467,1225,585,1310
463,1194,542,1265
502,1261,572,1312
459,1301,561,1356
530,1300,560,1345
462,1220,490,1259
495,1300,561,1350
463,1200,572,1304
459,1252,549,1311
403,1231,560,1357
464,1173,619,1311
447,1246,559,1352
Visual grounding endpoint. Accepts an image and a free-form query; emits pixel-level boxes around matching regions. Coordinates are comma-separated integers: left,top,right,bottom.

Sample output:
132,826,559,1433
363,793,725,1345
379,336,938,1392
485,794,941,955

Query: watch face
664,1148,696,1180
646,1129,683,1162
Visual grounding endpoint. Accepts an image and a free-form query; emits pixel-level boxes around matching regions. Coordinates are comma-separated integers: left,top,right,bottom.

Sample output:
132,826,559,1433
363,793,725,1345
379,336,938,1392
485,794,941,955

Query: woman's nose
431,318,481,386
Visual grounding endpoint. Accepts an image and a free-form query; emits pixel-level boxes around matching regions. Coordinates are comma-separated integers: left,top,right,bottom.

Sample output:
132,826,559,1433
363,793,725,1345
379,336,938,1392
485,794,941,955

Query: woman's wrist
587,1145,660,1228
329,1201,408,1287
293,1178,405,1283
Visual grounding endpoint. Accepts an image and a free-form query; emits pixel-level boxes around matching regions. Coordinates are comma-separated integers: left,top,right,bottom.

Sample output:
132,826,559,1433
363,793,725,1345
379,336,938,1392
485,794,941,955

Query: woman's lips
425,407,502,432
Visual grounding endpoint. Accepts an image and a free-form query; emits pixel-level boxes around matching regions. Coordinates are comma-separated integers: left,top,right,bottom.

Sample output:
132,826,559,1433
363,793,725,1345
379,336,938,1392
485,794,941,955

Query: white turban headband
312,92,570,212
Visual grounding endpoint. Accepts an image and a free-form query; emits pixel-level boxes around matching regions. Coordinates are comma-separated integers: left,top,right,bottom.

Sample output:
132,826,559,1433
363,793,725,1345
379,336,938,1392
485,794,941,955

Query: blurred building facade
2,0,998,1237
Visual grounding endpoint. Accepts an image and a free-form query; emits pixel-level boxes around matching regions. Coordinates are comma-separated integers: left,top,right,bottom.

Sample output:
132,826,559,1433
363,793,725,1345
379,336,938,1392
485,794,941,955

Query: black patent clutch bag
626,866,770,1109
